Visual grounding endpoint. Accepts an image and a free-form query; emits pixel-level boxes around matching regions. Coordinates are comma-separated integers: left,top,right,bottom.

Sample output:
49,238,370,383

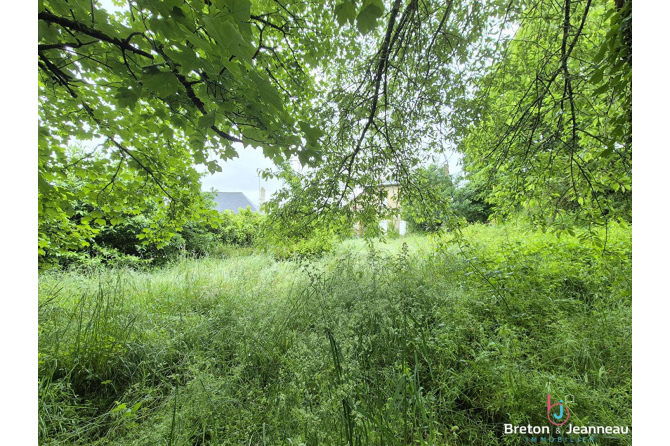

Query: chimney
260,187,266,207
444,162,450,176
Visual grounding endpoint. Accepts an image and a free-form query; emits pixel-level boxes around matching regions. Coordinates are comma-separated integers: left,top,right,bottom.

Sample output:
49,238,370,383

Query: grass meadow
38,222,632,445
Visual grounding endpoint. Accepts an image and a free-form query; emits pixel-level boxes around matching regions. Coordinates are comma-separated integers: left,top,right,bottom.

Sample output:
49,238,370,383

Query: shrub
270,230,336,260
215,208,264,247
42,205,266,269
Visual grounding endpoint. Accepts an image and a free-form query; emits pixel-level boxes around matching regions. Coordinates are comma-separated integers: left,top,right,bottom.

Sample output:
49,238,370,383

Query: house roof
211,192,258,214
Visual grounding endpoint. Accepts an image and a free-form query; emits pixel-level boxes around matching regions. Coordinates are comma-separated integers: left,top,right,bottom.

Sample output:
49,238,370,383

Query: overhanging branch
38,11,154,59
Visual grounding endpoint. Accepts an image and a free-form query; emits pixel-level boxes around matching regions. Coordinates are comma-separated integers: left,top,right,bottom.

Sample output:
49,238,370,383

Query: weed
38,223,631,445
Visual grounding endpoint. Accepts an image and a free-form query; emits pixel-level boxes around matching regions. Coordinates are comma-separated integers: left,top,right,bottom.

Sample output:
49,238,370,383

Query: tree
455,0,632,233
268,0,632,240
451,177,493,224
38,0,350,259
265,0,522,236
400,163,454,232
39,0,632,259
399,164,494,231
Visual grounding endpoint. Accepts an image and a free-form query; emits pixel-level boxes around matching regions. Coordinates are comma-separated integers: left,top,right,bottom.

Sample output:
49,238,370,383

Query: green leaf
171,6,186,19
593,83,609,95
38,174,52,193
298,150,311,166
115,87,141,109
198,112,217,130
38,22,59,42
589,67,605,85
202,16,253,63
226,0,251,24
593,43,608,64
598,147,614,158
299,121,324,147
141,68,180,97
111,403,127,414
356,3,384,34
173,47,199,72
334,1,357,27
250,73,284,110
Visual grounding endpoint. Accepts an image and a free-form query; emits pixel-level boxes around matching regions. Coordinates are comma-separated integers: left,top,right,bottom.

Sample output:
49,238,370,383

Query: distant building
378,182,401,210
352,181,407,236
211,192,258,214
353,163,449,236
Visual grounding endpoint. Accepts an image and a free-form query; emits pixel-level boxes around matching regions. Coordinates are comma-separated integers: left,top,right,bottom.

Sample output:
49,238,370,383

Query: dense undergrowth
38,222,632,445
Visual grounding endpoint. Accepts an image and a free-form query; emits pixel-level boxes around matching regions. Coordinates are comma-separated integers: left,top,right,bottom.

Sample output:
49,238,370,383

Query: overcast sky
200,148,463,209
198,145,290,208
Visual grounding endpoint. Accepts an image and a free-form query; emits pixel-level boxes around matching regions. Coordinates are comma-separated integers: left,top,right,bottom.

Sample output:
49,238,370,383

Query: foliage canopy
39,0,632,260
458,0,632,232
39,0,343,258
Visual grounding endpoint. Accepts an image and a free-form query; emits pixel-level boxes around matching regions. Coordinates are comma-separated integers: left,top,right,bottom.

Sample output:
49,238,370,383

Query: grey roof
211,192,258,214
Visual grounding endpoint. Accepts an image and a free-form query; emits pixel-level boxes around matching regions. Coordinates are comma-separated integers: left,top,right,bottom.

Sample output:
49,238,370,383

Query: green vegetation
38,0,632,443
401,164,494,232
39,223,631,445
458,0,632,228
41,203,265,269
39,0,632,254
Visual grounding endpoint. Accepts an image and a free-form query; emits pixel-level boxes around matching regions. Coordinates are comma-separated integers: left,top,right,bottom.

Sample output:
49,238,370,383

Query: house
378,182,401,210
211,192,258,214
352,163,450,236
352,181,407,236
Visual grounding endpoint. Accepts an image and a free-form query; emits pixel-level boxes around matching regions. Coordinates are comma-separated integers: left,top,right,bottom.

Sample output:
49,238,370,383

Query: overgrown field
38,223,632,445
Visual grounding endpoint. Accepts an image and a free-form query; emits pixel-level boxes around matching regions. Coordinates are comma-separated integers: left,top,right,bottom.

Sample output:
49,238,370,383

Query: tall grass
38,222,631,445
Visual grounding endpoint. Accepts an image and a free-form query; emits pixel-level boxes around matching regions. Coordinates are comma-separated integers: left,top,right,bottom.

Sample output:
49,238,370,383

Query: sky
199,147,463,208
198,145,292,208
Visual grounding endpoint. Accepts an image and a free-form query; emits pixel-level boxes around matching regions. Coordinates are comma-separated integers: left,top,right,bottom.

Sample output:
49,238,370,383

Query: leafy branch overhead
269,0,631,236
38,0,339,253
38,0,632,259
458,0,631,230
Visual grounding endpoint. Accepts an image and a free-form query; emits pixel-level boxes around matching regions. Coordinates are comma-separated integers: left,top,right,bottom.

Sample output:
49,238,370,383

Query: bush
451,178,493,223
401,166,493,233
215,208,263,247
270,230,336,260
43,206,266,269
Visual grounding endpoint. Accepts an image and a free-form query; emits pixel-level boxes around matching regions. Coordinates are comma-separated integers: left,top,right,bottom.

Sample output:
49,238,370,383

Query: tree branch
38,11,154,59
